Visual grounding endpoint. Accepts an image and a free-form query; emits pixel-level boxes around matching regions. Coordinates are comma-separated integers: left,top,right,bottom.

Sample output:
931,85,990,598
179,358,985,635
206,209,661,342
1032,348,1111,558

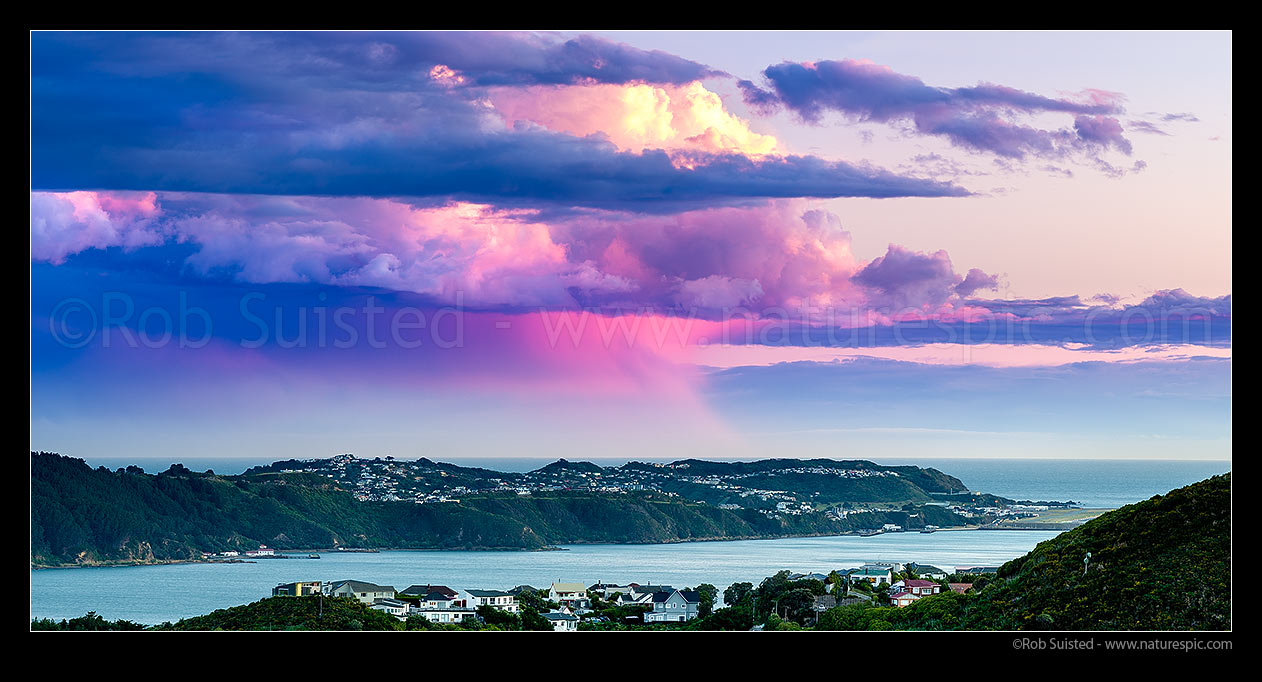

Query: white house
409,605,478,624
370,598,409,619
549,582,591,609
542,610,579,631
642,589,701,623
460,589,519,613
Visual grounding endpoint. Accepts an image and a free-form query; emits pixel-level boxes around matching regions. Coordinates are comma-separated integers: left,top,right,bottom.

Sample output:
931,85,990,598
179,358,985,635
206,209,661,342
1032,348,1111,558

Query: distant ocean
70,455,1230,510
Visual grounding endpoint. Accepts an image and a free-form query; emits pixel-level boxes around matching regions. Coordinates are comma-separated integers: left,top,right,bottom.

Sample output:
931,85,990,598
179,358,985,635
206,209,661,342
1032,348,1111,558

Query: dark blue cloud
31,32,966,209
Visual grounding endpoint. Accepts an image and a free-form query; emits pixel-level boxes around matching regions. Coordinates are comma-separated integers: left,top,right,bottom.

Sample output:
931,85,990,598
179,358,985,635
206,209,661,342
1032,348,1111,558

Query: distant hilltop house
327,579,396,605
642,589,701,623
272,581,322,597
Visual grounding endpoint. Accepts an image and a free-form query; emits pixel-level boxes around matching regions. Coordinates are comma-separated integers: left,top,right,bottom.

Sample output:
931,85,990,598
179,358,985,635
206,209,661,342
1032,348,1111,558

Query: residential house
271,581,323,597
460,589,519,613
642,589,701,623
954,566,1000,575
905,563,949,580
409,604,477,624
589,582,637,599
327,579,396,605
549,582,591,610
400,584,458,600
889,590,919,608
890,579,941,597
948,583,973,594
370,598,410,619
542,610,579,631
846,566,893,586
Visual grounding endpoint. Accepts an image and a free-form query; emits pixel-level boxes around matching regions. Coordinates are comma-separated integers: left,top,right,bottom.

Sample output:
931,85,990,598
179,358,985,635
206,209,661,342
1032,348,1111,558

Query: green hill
156,596,404,631
960,472,1231,630
31,452,966,566
817,473,1231,631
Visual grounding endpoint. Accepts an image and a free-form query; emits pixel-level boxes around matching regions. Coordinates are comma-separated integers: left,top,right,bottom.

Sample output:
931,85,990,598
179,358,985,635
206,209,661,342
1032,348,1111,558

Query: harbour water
29,531,1058,625
30,458,1230,625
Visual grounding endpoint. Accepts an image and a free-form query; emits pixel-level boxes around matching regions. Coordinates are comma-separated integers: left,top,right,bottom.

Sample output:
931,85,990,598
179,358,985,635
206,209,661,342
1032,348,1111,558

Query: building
327,579,396,605
889,590,919,608
948,583,973,594
846,566,893,586
642,589,701,623
244,544,276,557
589,582,637,599
409,604,478,624
370,598,410,619
460,589,519,613
549,582,591,610
272,581,323,597
954,566,1000,575
400,584,458,600
905,563,948,580
542,610,579,631
904,579,942,596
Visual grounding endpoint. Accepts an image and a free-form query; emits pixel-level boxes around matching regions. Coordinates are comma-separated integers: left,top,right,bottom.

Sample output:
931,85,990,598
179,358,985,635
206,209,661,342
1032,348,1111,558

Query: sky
29,30,1231,464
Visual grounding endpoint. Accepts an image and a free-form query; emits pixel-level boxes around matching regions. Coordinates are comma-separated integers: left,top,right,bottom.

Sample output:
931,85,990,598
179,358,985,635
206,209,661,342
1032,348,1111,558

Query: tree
695,583,718,618
476,605,520,630
724,582,754,607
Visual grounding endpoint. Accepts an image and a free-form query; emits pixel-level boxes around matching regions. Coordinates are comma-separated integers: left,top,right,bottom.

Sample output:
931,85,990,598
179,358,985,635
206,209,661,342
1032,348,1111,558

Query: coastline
30,522,1074,570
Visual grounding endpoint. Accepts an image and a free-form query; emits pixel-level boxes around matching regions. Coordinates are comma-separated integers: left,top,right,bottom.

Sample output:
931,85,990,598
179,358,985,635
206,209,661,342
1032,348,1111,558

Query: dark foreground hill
31,452,964,566
817,473,1232,631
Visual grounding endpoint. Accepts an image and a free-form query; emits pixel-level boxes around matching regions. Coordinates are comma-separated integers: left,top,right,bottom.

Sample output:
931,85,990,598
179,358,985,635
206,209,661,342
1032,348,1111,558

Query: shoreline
30,523,1078,570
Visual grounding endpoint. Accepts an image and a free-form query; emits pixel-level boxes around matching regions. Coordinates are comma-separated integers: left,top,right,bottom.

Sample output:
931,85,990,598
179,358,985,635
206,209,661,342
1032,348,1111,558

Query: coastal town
247,454,1079,527
264,559,998,630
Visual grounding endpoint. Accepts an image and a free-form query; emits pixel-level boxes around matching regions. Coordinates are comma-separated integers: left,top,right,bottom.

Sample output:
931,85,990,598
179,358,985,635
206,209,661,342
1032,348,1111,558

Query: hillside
960,472,1231,630
31,452,967,566
817,473,1232,631
155,596,403,631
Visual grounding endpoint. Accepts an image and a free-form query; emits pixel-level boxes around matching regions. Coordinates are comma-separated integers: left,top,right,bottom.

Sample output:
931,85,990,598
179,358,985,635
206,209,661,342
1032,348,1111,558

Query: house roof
652,589,700,604
331,579,395,593
890,590,915,600
543,611,579,621
551,582,587,593
904,579,937,588
464,589,512,598
401,584,457,597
